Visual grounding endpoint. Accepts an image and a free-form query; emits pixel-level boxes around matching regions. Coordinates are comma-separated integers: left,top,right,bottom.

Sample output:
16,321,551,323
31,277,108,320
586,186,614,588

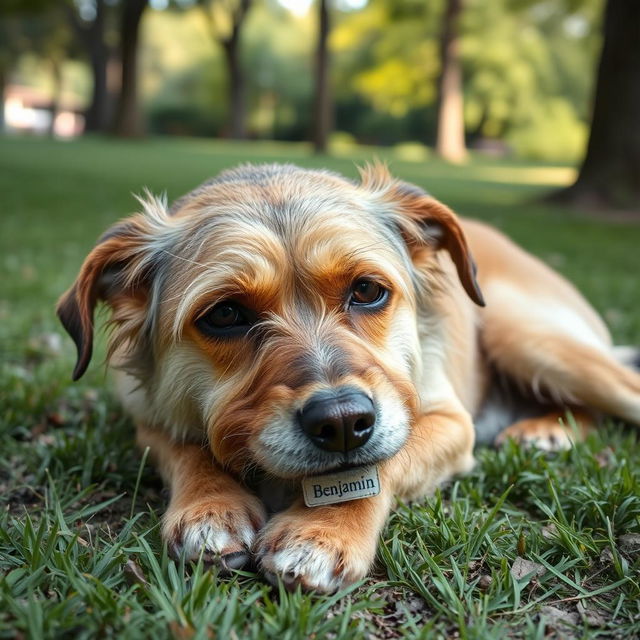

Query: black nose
299,387,375,453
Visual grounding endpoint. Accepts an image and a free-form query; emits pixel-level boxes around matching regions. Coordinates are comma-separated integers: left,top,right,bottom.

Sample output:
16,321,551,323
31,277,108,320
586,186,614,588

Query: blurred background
1,0,638,211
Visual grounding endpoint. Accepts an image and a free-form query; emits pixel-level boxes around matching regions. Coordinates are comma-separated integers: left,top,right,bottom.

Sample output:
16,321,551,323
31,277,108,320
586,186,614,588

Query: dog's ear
57,211,163,380
384,179,485,307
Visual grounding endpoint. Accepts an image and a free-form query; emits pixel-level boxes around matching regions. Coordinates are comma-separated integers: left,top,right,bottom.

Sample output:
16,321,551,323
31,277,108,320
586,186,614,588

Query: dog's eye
350,279,387,307
196,302,251,337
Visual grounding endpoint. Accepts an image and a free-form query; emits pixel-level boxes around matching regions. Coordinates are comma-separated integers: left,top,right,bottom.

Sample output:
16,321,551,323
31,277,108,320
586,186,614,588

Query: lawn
0,135,639,638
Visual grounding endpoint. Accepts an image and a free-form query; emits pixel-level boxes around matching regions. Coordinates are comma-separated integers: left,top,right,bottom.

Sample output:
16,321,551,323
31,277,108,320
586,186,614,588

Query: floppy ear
56,215,159,380
386,180,485,307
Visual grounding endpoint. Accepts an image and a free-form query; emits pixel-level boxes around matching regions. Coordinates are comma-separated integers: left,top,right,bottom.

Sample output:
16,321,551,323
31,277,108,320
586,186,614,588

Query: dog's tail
613,346,640,372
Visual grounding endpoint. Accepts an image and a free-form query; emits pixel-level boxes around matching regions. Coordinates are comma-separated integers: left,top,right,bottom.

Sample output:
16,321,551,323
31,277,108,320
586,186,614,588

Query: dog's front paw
163,497,266,571
256,506,377,593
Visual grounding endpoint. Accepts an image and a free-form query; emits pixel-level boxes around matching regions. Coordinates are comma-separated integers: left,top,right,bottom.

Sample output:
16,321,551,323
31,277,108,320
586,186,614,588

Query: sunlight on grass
469,165,577,187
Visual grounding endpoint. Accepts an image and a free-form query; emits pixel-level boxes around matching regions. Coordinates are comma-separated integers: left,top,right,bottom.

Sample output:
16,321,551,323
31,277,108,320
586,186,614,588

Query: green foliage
1,136,639,637
507,98,588,161
142,3,316,140
4,0,608,161
0,1,73,69
332,0,441,116
331,0,603,159
461,0,602,161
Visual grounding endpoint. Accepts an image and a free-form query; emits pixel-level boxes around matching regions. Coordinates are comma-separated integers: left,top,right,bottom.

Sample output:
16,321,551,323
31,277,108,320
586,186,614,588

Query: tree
112,0,148,137
332,0,600,156
554,0,640,211
435,0,466,163
312,0,331,153
331,0,441,143
65,0,114,133
199,0,252,140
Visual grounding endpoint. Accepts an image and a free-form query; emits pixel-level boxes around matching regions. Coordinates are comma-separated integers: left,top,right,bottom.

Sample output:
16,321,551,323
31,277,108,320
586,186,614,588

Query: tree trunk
312,0,331,154
85,43,110,132
199,0,250,140
554,0,640,212
223,31,246,140
113,0,148,138
84,0,110,132
435,0,467,164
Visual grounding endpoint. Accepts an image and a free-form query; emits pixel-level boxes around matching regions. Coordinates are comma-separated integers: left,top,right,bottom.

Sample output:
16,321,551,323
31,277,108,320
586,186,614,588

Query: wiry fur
57,163,640,593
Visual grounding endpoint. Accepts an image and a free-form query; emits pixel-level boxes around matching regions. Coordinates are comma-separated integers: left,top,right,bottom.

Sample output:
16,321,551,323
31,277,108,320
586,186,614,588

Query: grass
1,135,639,638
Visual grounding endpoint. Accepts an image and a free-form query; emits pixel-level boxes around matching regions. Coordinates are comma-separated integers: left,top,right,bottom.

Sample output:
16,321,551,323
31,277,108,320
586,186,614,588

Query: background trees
198,0,252,140
435,0,466,163
65,0,113,133
555,0,640,211
112,0,148,137
2,0,638,212
312,0,331,153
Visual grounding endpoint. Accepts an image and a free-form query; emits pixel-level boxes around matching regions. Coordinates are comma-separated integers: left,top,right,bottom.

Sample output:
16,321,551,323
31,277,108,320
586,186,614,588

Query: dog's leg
256,407,474,592
495,410,594,451
137,424,266,570
482,313,640,428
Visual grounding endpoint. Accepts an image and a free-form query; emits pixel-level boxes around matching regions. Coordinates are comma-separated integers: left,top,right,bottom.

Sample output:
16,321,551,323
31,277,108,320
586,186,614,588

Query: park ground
0,136,639,638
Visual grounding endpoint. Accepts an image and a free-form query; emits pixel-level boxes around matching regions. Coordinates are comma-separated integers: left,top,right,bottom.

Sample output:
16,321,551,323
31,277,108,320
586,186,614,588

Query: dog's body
58,164,640,592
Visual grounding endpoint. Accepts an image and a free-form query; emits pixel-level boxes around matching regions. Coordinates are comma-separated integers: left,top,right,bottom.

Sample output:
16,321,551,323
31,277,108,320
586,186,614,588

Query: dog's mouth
286,448,396,479
312,459,379,476
254,449,394,482
334,460,366,473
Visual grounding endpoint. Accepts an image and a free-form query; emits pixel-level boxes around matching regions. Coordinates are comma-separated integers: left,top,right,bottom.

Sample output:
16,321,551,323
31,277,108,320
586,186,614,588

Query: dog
57,163,640,593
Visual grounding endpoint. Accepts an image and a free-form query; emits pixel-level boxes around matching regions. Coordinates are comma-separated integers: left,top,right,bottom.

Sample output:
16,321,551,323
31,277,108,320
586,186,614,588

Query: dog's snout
299,387,375,453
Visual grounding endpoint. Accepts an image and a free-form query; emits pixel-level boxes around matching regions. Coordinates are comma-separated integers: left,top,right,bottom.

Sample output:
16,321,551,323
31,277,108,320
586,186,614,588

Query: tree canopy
1,0,606,163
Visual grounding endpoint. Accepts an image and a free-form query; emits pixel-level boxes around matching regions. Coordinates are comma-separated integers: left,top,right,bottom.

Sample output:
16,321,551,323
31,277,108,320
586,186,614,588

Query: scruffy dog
57,164,640,592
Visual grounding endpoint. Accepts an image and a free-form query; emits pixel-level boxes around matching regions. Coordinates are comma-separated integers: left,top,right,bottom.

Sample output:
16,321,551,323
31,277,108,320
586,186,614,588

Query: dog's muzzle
298,386,375,453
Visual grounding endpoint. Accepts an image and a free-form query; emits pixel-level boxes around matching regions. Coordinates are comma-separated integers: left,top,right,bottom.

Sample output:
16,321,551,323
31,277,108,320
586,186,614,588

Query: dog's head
58,164,482,478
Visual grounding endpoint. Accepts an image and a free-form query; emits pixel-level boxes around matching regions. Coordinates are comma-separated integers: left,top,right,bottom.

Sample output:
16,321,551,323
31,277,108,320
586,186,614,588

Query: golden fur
57,164,640,592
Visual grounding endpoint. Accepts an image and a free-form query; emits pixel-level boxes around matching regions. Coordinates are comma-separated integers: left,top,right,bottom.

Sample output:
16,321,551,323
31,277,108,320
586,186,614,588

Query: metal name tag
302,466,381,507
